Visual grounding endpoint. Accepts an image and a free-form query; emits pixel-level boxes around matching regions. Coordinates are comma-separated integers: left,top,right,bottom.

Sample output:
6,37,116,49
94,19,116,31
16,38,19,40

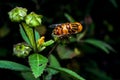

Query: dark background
0,0,120,80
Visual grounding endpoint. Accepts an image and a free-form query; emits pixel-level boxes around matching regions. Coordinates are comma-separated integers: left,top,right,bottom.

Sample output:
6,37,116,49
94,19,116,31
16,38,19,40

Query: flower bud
13,43,31,58
8,7,27,22
37,36,45,46
25,12,42,27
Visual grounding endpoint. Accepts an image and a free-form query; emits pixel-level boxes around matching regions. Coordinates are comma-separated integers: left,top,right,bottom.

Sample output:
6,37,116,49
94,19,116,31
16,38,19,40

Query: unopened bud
13,43,31,58
8,7,27,22
25,12,42,27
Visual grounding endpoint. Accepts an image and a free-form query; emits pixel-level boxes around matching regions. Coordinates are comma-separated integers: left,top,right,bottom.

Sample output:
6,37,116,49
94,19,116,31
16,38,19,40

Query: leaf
28,53,48,78
43,40,54,47
80,43,98,54
69,36,77,42
0,60,30,71
84,39,115,54
85,60,112,80
103,20,113,32
19,24,31,46
49,54,60,68
47,54,60,74
76,29,87,41
48,66,85,80
21,72,40,80
109,0,118,8
35,30,40,42
57,44,79,59
22,22,37,51
39,46,46,52
45,54,61,80
86,67,112,80
64,13,75,22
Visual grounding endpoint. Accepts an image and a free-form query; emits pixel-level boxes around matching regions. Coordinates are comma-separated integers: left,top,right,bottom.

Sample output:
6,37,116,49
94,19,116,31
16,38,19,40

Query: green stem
33,28,38,52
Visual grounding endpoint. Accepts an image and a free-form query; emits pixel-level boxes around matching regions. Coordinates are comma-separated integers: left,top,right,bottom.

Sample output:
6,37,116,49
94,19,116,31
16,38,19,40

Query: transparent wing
48,23,62,28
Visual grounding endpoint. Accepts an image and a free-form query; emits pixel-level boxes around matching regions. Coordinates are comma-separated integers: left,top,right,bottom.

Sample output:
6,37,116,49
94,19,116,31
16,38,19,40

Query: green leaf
49,54,60,68
19,24,31,46
28,53,48,78
45,54,61,80
39,46,46,52
86,67,112,80
57,44,79,59
85,60,112,80
22,22,37,51
0,60,30,71
109,0,118,8
21,72,40,80
76,30,87,41
47,54,60,74
64,13,75,22
35,30,40,42
84,39,115,54
43,40,54,47
69,36,77,42
48,66,85,80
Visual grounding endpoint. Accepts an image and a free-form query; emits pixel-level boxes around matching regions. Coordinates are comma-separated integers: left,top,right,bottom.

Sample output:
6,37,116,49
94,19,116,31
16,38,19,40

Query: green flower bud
13,43,31,58
8,7,27,22
25,12,43,27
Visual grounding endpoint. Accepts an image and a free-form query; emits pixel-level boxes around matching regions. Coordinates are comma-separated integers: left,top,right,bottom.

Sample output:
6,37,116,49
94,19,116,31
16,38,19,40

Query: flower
37,36,45,46
8,7,27,22
13,42,31,58
37,36,54,52
25,12,43,27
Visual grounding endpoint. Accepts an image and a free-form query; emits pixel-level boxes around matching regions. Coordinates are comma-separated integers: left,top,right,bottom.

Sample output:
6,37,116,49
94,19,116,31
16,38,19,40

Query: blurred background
0,0,120,80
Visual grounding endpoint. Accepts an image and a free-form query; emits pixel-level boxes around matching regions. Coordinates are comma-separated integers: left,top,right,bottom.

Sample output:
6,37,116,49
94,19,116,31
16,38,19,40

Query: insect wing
49,23,62,28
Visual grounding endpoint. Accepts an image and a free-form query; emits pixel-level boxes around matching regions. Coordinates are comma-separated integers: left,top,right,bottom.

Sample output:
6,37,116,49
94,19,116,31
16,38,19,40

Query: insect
50,22,83,38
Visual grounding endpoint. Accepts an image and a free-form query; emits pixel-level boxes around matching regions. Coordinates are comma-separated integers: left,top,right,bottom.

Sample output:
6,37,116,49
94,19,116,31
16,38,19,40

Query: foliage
28,53,48,78
0,0,119,80
0,60,30,71
0,7,85,80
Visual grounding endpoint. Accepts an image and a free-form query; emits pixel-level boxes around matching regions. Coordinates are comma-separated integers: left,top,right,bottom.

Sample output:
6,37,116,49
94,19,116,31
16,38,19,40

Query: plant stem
33,28,38,52
47,42,58,57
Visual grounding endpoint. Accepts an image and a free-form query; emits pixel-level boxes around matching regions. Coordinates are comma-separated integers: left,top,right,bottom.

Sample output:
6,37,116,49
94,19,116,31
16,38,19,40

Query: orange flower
38,36,45,45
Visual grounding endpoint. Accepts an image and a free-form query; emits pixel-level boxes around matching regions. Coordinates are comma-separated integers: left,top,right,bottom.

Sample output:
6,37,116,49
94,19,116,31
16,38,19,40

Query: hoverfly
49,22,83,38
